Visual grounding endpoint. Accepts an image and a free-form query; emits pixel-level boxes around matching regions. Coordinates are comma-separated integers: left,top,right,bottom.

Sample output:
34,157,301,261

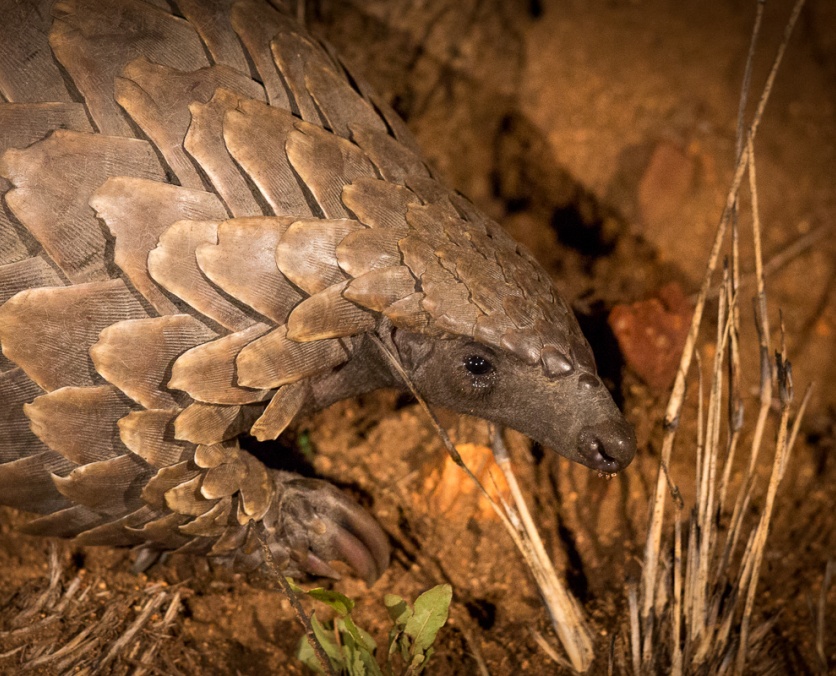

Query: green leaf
310,613,344,666
341,628,368,676
348,650,366,676
384,594,411,627
418,647,435,673
286,578,305,594
356,624,378,654
297,635,326,674
359,648,383,676
305,587,355,616
298,430,315,461
343,615,377,654
387,625,401,657
340,619,385,676
403,585,452,654
398,632,411,662
298,615,345,674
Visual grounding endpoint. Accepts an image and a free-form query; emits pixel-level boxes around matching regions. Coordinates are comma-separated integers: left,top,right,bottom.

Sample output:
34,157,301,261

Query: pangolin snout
576,420,636,473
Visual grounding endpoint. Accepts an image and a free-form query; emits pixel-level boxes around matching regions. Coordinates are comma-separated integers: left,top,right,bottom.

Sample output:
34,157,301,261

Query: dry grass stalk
735,335,793,673
640,0,806,629
0,547,186,674
491,432,594,670
718,260,744,517
132,591,183,676
530,627,572,671
625,583,639,675
459,621,492,676
672,515,683,676
633,234,810,673
631,0,811,673
98,591,168,670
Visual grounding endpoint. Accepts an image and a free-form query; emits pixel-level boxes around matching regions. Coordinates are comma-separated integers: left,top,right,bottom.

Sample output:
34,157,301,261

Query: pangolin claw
273,478,390,585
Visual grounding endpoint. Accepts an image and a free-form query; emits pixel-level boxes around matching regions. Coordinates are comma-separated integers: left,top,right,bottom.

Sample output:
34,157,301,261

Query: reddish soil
1,1,833,673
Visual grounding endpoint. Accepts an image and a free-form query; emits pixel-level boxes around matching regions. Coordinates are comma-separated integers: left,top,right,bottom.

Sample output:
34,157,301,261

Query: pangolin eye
464,355,493,376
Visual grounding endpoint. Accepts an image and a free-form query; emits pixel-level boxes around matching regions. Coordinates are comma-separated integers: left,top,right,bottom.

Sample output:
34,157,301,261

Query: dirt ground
0,0,833,674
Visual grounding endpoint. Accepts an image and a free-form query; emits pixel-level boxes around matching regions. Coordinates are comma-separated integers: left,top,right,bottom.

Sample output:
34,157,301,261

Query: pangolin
0,0,635,584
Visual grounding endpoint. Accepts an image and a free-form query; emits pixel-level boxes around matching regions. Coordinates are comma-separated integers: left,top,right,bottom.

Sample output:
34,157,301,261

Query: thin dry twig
132,592,183,676
4,554,186,671
24,618,101,670
759,224,830,278
628,583,641,676
735,0,765,159
13,544,62,629
492,430,594,667
672,514,683,676
785,383,814,478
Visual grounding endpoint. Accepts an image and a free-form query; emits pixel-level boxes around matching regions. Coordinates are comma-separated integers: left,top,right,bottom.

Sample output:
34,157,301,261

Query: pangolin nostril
588,437,614,463
597,443,617,464
577,422,637,471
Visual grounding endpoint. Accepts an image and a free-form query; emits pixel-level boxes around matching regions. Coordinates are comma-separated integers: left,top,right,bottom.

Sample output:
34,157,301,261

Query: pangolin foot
264,478,390,586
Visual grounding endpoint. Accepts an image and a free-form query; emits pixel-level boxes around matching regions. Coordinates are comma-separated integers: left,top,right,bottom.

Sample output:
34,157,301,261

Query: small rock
608,282,693,390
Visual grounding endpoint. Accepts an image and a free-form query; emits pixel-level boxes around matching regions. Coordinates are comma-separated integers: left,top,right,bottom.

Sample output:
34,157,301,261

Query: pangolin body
0,0,635,582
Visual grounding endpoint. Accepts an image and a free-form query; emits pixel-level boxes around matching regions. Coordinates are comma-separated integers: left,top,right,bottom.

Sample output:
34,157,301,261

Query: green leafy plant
293,582,452,675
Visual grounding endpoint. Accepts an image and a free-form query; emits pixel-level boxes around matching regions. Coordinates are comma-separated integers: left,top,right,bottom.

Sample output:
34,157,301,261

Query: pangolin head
274,172,636,473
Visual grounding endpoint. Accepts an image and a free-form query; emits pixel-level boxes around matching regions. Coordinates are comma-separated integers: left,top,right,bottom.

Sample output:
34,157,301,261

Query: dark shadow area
491,112,625,264
557,521,589,603
575,300,628,408
241,430,382,515
239,431,318,477
394,392,417,411
550,203,616,258
466,598,497,630
70,550,85,571
529,440,545,465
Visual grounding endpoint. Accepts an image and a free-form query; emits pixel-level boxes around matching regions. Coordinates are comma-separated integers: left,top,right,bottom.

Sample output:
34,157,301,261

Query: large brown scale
0,0,635,584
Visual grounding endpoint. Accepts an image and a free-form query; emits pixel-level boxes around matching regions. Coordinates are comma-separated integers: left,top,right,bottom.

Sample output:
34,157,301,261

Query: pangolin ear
391,328,437,372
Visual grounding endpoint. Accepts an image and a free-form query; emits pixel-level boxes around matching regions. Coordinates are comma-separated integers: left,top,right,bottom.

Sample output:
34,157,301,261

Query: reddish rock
608,282,693,390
